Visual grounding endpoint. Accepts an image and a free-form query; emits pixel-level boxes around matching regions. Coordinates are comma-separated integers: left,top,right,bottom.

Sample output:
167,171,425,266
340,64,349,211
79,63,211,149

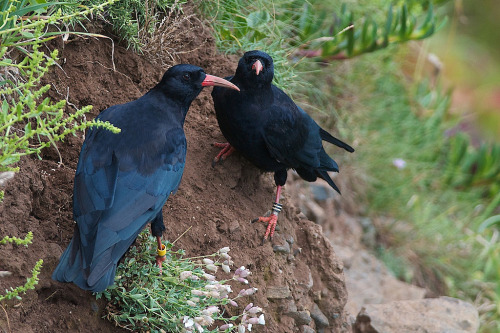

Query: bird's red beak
252,60,263,75
202,74,240,91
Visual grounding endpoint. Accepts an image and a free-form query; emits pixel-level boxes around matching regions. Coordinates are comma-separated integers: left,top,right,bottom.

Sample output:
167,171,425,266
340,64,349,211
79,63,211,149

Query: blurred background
430,0,500,140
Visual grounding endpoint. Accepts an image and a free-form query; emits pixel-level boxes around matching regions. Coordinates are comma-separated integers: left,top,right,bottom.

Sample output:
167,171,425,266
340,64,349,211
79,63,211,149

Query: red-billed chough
53,64,239,292
211,51,354,241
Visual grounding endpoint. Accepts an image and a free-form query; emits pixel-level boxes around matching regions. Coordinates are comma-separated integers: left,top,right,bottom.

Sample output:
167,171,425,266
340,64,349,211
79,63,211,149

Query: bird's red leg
212,142,235,166
155,236,166,274
252,185,283,242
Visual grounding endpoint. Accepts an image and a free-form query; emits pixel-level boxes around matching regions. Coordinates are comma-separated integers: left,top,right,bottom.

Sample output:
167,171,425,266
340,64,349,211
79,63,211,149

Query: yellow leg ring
157,244,166,257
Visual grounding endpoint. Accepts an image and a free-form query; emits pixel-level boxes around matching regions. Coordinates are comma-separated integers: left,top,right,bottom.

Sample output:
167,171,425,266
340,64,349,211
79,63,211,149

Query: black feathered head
157,64,239,106
235,50,274,89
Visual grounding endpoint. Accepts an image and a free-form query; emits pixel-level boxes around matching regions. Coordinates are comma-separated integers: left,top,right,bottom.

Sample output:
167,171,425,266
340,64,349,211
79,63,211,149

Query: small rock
293,247,302,257
311,303,330,328
273,242,291,254
300,325,315,333
281,300,298,314
354,297,479,333
266,286,292,300
0,171,15,187
0,271,12,278
286,236,294,245
312,290,322,302
287,311,312,326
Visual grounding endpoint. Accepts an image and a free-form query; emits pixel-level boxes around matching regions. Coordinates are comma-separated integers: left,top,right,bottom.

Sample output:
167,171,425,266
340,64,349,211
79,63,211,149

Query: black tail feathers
320,128,354,153
316,169,341,194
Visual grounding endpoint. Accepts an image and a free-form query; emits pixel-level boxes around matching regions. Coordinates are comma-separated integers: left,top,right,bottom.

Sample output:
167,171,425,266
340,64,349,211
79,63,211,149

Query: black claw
211,159,217,168
251,218,259,224
261,237,267,245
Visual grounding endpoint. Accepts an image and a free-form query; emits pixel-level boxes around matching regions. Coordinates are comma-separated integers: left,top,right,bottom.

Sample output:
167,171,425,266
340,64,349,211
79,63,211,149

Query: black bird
52,64,239,292
211,50,354,241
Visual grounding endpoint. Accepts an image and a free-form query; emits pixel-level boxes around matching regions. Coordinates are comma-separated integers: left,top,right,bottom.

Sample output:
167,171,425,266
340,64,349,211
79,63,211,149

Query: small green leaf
20,30,35,38
246,11,271,30
12,2,66,17
2,100,8,117
24,122,32,135
400,3,408,38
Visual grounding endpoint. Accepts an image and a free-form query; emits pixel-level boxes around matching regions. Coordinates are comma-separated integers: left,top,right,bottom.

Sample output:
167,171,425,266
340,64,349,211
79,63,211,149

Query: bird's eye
182,73,191,81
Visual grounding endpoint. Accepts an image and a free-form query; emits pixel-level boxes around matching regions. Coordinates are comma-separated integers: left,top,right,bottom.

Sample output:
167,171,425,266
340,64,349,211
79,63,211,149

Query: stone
311,303,330,328
287,311,312,325
273,242,291,254
312,290,322,302
332,244,426,316
0,271,12,277
0,171,15,187
300,325,315,333
281,300,298,314
266,286,292,299
354,296,479,333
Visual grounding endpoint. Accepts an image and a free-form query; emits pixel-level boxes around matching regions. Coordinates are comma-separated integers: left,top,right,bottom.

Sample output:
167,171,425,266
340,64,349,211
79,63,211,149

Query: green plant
98,231,265,332
199,0,300,91
0,232,43,302
0,0,116,48
60,0,187,51
0,0,120,172
0,260,43,302
293,2,445,60
0,231,33,246
479,214,500,233
443,133,500,197
0,44,120,171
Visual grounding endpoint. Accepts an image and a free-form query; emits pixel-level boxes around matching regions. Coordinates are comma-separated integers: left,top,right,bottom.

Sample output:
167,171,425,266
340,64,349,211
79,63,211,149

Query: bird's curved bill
252,60,263,75
202,75,240,91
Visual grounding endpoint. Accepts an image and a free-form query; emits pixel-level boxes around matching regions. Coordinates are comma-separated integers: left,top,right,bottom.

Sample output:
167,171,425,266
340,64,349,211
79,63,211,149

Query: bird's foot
212,142,235,167
156,244,167,274
252,213,278,243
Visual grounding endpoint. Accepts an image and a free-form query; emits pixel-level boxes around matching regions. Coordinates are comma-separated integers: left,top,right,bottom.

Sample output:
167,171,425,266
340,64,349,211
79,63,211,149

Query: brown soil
0,11,348,333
